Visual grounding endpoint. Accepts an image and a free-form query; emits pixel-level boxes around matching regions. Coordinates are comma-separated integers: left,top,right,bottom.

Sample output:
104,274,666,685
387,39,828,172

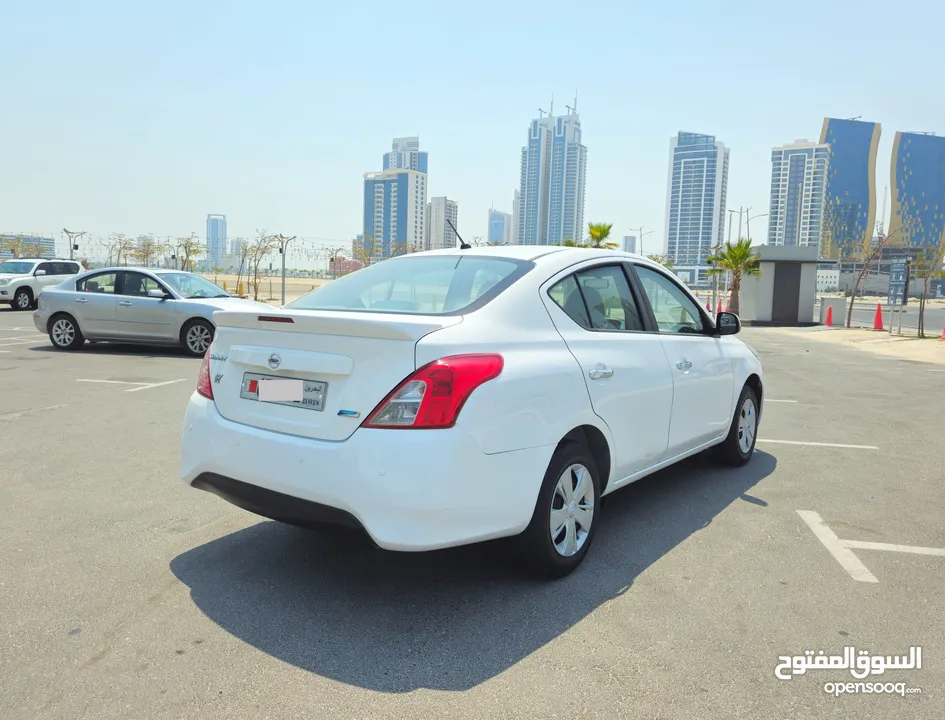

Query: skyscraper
888,131,945,253
664,132,729,288
425,197,459,251
384,137,428,174
819,117,881,260
363,169,427,257
488,209,512,245
622,235,637,254
516,104,587,245
206,214,227,267
364,137,429,257
766,139,830,250
511,189,521,245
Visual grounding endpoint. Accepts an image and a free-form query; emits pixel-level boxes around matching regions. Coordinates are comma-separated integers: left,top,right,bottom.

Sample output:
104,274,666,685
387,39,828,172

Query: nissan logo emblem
267,353,281,369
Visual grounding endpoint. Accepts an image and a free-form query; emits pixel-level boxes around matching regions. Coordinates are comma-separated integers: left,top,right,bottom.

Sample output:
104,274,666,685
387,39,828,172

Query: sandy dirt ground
759,326,945,366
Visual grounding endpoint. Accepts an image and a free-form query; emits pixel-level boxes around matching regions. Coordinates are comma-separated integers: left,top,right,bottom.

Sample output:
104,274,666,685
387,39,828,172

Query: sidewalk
756,326,945,366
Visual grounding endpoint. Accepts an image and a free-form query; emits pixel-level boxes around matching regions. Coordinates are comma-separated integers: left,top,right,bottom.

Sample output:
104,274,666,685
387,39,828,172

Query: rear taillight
196,348,214,400
362,354,503,429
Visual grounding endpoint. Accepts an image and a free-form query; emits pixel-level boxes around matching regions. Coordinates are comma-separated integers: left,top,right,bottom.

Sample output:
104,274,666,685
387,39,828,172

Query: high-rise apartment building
888,131,945,254
488,209,513,245
622,235,637,254
819,117,881,259
663,132,729,288
206,214,227,267
516,105,587,245
511,189,521,245
767,139,830,250
424,197,459,251
364,137,429,257
363,169,427,257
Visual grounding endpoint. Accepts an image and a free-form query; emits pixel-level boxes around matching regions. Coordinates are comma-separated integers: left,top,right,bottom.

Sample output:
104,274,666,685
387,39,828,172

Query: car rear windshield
285,255,532,315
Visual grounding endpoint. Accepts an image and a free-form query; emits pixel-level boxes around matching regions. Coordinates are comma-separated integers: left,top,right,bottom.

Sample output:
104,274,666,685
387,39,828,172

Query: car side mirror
147,288,168,299
34,269,47,276
717,311,740,335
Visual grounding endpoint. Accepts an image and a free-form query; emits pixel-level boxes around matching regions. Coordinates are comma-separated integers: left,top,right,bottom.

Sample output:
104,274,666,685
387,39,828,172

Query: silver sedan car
33,267,270,356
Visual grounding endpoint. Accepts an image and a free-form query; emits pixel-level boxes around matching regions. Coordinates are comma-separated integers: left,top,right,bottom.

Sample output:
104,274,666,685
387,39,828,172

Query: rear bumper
180,394,554,551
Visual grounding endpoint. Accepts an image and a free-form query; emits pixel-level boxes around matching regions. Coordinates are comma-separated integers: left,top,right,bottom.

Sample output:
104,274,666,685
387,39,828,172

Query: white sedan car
180,246,763,577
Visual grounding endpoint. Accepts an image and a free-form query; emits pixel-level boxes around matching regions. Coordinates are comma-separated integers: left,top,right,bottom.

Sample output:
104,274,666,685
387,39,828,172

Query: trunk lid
207,308,462,441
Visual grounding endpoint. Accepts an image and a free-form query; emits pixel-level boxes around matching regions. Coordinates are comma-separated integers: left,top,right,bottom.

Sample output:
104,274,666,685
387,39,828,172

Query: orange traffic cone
824,305,833,327
705,299,710,311
872,303,884,331
939,322,945,340
716,298,723,314
725,299,732,312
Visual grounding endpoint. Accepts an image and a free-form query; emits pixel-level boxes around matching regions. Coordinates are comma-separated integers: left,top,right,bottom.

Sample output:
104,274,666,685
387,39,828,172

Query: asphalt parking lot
2,307,943,719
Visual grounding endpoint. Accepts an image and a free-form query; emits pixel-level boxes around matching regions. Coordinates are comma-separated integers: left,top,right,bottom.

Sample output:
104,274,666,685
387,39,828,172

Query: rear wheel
714,385,758,466
516,442,600,578
181,319,214,357
49,314,85,351
13,288,33,311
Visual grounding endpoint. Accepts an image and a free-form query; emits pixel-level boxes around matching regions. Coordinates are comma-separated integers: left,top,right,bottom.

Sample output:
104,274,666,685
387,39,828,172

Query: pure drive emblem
267,353,281,369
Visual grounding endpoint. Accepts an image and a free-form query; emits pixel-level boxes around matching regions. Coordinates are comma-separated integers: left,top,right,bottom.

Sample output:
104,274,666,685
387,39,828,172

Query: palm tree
586,223,618,249
647,254,675,272
705,237,760,315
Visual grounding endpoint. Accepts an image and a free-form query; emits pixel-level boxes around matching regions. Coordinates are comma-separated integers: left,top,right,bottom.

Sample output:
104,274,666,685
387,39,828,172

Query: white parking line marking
0,338,45,347
766,399,798,403
758,439,879,450
797,511,879,583
0,404,67,422
125,379,186,392
842,540,945,557
76,379,150,386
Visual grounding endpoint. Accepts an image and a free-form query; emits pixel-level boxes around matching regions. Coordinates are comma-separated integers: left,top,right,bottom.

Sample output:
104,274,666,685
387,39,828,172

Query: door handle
676,360,693,371
588,364,614,380
118,301,133,306
74,298,88,304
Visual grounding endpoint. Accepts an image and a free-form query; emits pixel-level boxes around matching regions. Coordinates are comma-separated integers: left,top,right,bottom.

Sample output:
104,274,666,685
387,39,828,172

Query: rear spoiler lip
210,308,463,342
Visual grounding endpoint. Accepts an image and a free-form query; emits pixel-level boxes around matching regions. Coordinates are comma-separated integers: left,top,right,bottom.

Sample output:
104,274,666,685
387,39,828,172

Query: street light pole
275,234,296,305
746,212,768,243
631,226,655,256
63,228,87,261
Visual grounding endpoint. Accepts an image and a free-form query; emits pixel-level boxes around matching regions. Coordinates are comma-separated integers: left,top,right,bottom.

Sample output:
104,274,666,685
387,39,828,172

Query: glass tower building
767,140,830,250
663,132,729,288
517,108,587,245
888,131,945,255
819,118,881,260
206,214,227,267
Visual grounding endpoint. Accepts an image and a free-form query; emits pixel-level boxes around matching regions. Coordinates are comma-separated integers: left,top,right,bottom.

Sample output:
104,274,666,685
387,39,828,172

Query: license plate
240,372,327,411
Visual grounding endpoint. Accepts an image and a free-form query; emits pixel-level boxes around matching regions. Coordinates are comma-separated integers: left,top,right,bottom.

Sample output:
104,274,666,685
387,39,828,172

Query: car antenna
446,218,472,249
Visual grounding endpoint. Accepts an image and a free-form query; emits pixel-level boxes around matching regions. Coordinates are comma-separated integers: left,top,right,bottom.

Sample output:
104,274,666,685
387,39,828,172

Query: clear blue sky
3,0,943,260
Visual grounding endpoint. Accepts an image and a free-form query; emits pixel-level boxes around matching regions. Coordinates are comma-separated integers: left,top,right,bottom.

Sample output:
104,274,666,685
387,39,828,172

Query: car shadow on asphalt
169,450,776,692
28,344,197,360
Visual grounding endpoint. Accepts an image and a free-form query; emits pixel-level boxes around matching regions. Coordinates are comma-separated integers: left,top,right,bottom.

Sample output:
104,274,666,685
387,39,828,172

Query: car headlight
0,279,9,286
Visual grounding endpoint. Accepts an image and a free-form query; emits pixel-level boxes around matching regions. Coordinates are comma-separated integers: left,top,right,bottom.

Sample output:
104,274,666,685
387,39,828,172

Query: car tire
516,441,601,579
714,385,759,467
181,319,214,357
48,313,85,351
13,288,33,311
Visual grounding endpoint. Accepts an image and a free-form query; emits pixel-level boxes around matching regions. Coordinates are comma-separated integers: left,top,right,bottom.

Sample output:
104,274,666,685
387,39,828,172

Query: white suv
0,259,83,310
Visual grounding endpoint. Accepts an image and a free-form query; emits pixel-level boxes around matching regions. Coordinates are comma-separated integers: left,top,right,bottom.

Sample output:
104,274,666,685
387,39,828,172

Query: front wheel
49,314,85,351
181,319,214,357
516,442,601,579
715,385,759,466
13,288,33,311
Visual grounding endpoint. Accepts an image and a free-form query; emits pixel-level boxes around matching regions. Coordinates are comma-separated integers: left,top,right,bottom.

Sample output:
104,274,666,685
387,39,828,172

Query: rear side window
549,265,645,332
51,262,79,275
77,272,118,294
285,255,531,315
